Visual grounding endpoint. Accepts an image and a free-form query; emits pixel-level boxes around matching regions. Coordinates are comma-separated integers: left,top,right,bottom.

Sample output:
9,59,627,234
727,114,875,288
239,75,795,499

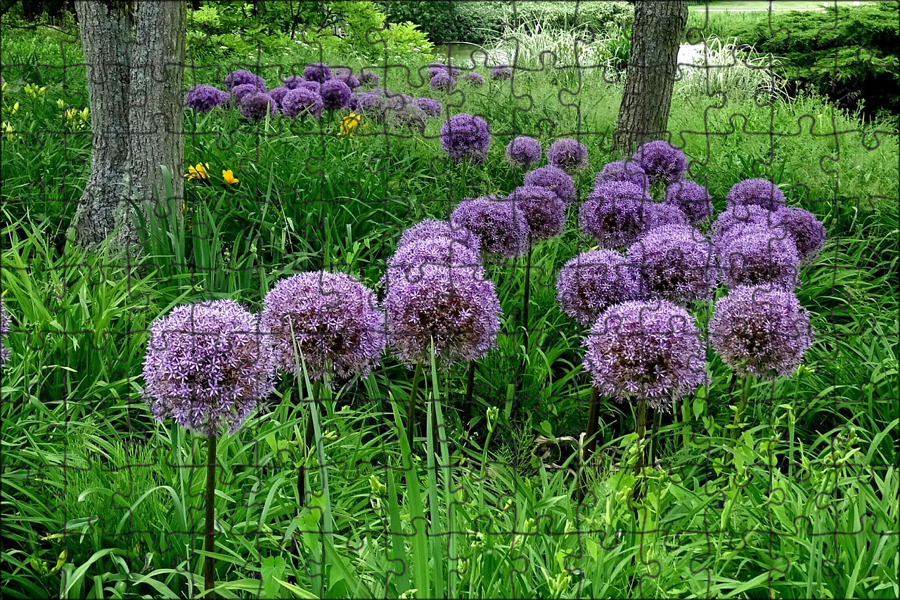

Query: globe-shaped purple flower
384,237,482,291
357,89,386,121
556,250,639,326
595,160,650,191
710,204,786,248
579,181,655,248
225,69,266,92
463,72,485,87
775,207,826,263
430,72,456,92
320,79,352,111
506,137,542,168
297,80,321,94
358,70,380,85
231,83,264,104
646,203,688,232
626,224,717,304
524,165,576,205
268,86,291,109
664,180,714,224
490,66,512,80
583,300,706,412
185,84,229,112
282,75,304,90
709,284,814,380
451,196,530,259
239,92,277,120
440,114,491,164
386,264,500,368
347,94,359,111
303,62,332,83
719,226,800,290
281,88,324,119
417,97,442,118
334,69,361,89
428,63,461,78
1,302,10,368
547,138,589,172
142,299,276,435
398,219,481,254
260,272,386,381
632,140,688,185
507,185,566,243
391,104,428,134
726,178,786,211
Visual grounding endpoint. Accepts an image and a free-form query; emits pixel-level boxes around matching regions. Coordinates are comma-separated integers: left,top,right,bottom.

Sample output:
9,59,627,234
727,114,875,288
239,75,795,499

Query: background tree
73,0,185,250
613,0,688,152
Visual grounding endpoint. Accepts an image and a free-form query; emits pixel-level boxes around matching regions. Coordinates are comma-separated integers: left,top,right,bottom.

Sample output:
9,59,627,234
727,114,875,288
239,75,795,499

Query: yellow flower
11,102,19,115
338,112,362,138
57,99,65,109
79,107,89,122
222,169,239,185
65,108,79,120
1,81,7,94
185,162,210,181
2,121,15,140
24,83,46,98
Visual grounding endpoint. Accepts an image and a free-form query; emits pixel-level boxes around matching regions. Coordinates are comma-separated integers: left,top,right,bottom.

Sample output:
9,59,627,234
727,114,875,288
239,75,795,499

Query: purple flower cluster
297,80,321,94
303,62,332,83
358,70,380,85
556,250,639,326
239,92,277,120
384,237,482,290
428,63,461,78
505,137,542,168
281,88,324,119
268,86,291,109
398,219,481,254
709,284,813,380
440,114,491,164
490,66,512,80
1,302,10,367
726,178,786,211
142,300,276,435
579,181,655,248
260,272,385,381
334,68,361,89
595,160,649,191
417,97,443,118
524,165,576,204
225,69,266,92
664,180,714,224
185,84,229,112
390,101,428,134
626,224,717,303
547,138,589,172
463,72,485,87
710,204,786,248
719,226,800,290
451,196,530,259
231,83,264,103
778,207,826,262
283,75,305,90
507,185,566,243
583,300,706,411
320,79,352,111
357,89,387,121
430,72,456,92
632,140,688,185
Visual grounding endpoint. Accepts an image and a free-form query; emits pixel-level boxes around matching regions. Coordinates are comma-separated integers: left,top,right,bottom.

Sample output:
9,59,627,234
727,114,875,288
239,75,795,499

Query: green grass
1,16,899,600
690,1,877,10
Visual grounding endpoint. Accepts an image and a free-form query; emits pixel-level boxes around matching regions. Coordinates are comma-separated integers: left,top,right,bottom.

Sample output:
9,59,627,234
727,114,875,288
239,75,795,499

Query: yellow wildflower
185,162,210,181
57,99,65,109
222,169,239,185
24,83,46,98
1,81,7,94
2,121,15,140
338,112,362,138
80,107,89,122
10,102,19,115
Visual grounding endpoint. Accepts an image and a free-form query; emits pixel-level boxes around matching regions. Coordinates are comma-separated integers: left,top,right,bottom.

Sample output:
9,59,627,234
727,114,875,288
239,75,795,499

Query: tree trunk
613,0,688,153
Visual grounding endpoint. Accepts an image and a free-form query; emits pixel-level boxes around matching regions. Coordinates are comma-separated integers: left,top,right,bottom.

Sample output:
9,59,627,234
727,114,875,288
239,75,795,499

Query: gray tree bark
613,0,688,153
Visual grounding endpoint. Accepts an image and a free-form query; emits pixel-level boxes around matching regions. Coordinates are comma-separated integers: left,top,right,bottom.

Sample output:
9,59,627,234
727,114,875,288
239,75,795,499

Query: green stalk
522,244,533,352
204,434,217,599
577,386,601,502
731,375,752,442
407,363,424,448
462,360,476,425
632,399,648,502
297,380,322,507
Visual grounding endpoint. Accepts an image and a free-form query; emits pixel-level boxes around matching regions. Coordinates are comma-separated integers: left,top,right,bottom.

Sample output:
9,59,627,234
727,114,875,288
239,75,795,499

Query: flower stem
577,386,602,502
204,434,217,599
633,399,648,502
462,360,476,425
522,245,533,352
731,375,752,443
297,380,322,507
407,363,424,447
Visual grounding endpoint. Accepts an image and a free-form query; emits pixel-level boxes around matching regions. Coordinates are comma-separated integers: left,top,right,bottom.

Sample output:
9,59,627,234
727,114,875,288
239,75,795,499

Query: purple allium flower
268,86,291,109
392,103,428,134
547,138,589,172
231,83,264,104
398,219,481,254
505,136,542,168
556,250,639,326
417,97,443,118
383,237,482,291
320,79,352,111
726,178,786,211
507,185,566,243
297,80,321,94
239,92,277,120
710,284,814,380
386,264,500,368
428,63,461,78
430,72,456,92
282,75,304,90
225,69,266,92
358,70,380,85
645,202,688,232
280,88,324,119
664,180,714,224
303,62,332,83
1,302,10,368
357,89,388,122
632,140,688,185
710,204,786,248
142,299,276,436
260,272,386,381
579,181,655,248
595,160,650,191
451,196,530,259
777,207,826,262
440,114,491,164
524,165,576,205
490,66,512,80
719,225,800,290
185,84,229,112
333,68,361,89
583,300,706,411
463,72,485,87
347,94,359,111
626,224,717,304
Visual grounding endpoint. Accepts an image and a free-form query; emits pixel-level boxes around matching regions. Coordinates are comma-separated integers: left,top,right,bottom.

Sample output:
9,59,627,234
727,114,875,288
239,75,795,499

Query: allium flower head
268,86,291,109
506,137,542,168
579,181,655,248
357,89,387,121
239,92,277,120
583,300,706,411
428,63,461,78
776,207,826,262
417,97,443,117
440,114,491,164
225,69,266,92
391,103,428,134
398,219,481,254
386,264,500,368
646,203,688,232
231,83,264,103
664,180,714,224
710,204,786,247
297,80,321,94
334,69,361,89
709,284,813,380
524,165,576,204
261,272,385,381
282,75,304,90
463,72,485,87
595,160,649,190
280,88,323,119
451,196,530,259
303,62,333,83
384,237,482,291
719,226,800,290
507,185,567,243
320,79,352,111
626,224,717,303
358,70,380,85
632,140,688,185
547,138,589,172
1,302,10,367
430,72,456,92
556,250,639,326
490,66,512,80
185,85,229,112
142,300,276,436
726,178,786,211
